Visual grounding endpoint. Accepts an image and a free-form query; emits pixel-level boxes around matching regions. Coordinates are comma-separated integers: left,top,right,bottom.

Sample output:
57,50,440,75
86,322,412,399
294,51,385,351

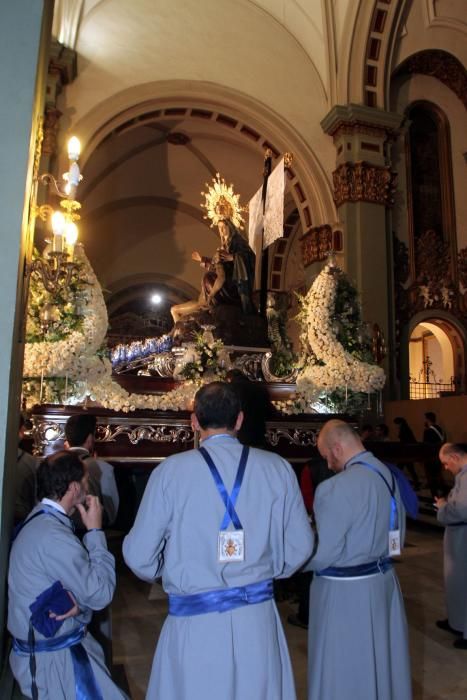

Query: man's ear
234,411,244,432
191,413,201,432
83,434,94,451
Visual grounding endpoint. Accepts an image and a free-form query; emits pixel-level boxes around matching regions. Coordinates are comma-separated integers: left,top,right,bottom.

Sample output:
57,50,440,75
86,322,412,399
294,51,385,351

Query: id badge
389,529,401,556
218,530,244,562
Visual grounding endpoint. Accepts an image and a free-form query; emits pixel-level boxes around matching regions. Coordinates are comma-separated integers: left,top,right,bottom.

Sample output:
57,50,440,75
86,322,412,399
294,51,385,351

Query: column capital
321,104,404,170
321,104,404,140
333,161,397,208
46,39,77,107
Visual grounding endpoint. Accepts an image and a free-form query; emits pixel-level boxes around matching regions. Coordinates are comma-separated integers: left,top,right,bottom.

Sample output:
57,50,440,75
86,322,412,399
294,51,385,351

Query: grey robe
437,464,467,636
306,450,411,700
123,436,313,700
8,502,127,699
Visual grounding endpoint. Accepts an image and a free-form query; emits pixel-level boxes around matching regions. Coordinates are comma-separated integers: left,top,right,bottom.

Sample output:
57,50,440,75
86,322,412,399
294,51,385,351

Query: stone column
321,104,403,391
0,0,54,672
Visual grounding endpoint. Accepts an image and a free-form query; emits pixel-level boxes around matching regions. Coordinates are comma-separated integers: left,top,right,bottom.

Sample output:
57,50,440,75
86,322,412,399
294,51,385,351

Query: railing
409,378,457,400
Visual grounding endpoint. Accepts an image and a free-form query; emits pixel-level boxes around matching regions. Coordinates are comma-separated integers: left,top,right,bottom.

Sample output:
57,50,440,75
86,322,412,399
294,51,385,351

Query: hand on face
76,495,103,531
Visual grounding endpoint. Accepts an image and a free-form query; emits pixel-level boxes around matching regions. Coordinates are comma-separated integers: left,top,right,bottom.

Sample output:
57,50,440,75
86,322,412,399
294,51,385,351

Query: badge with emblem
389,529,401,556
218,530,244,562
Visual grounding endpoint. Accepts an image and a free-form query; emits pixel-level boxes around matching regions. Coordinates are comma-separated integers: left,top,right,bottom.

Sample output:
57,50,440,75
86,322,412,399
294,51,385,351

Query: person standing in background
435,443,467,649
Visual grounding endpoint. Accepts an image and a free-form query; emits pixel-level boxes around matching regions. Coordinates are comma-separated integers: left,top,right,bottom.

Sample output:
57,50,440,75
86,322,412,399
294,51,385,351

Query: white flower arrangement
23,249,214,412
277,261,385,414
23,249,384,416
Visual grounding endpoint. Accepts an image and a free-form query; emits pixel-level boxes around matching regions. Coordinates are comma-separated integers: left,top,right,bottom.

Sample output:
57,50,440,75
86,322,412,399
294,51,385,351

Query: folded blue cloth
29,581,75,638
384,462,419,519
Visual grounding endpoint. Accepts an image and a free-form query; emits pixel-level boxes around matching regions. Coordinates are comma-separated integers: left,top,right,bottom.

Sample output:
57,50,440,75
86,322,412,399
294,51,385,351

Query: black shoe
453,638,467,649
436,619,462,636
287,614,308,630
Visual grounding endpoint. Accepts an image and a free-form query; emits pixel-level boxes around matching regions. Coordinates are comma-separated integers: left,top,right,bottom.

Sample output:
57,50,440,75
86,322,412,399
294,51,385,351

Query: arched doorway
409,318,464,399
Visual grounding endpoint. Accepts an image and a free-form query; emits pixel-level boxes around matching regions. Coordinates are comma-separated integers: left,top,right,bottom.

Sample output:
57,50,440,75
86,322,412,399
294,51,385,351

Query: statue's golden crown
201,173,245,229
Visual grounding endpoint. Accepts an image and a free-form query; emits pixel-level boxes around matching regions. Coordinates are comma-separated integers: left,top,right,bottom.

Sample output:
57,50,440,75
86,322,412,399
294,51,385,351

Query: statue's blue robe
123,436,313,700
8,503,127,699
306,451,412,700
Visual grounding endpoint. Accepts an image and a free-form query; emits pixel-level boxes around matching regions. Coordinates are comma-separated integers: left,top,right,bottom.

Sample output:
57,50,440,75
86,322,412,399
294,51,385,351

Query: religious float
24,144,423,525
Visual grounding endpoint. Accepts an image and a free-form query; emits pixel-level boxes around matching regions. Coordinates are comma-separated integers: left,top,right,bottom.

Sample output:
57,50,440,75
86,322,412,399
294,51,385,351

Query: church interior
0,0,466,697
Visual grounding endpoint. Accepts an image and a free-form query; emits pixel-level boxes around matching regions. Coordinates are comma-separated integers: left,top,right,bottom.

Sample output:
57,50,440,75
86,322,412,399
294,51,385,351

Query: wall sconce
30,136,83,294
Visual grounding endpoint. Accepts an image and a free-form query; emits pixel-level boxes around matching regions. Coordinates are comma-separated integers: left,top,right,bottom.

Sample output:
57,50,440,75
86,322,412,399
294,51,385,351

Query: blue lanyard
353,461,398,531
198,445,249,530
12,505,74,542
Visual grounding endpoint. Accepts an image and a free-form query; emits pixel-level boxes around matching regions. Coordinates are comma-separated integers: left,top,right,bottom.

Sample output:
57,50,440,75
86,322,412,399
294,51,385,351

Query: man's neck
41,497,70,515
199,427,236,442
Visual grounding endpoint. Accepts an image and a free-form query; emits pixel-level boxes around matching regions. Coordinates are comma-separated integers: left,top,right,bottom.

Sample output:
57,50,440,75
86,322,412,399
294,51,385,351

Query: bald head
439,443,467,476
317,419,364,472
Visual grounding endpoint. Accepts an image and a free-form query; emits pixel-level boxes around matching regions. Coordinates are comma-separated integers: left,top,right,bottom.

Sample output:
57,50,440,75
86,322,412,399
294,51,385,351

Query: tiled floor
112,524,467,699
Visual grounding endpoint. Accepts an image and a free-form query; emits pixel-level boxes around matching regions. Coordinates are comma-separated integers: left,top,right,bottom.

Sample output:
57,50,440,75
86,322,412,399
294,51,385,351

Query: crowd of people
7,388,467,699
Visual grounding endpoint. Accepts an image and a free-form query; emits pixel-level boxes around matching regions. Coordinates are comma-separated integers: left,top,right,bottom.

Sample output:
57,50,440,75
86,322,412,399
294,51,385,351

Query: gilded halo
201,173,245,229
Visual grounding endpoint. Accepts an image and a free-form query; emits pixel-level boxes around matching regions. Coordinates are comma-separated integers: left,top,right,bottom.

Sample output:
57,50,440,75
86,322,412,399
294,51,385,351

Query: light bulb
51,211,65,236
151,293,162,305
67,136,81,161
65,222,79,246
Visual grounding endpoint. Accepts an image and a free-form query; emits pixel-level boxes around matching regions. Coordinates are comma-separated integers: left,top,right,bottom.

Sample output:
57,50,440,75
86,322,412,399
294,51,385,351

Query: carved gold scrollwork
332,162,397,207
266,426,319,447
300,225,333,267
97,424,194,445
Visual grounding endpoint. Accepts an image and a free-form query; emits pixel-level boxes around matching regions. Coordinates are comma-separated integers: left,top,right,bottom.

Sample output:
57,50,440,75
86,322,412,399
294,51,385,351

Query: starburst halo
201,173,246,229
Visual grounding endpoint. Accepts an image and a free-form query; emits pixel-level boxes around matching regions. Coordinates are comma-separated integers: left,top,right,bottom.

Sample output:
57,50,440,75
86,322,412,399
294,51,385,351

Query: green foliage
180,332,227,381
268,348,297,378
22,376,79,408
26,250,87,343
332,275,373,363
324,388,368,415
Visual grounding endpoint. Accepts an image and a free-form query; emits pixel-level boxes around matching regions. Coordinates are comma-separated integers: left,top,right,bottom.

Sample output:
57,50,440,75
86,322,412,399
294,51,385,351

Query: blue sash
13,624,103,700
169,578,274,616
316,557,393,578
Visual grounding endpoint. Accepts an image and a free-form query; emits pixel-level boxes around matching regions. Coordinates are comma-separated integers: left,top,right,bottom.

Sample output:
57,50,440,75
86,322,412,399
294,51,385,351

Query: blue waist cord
13,624,103,700
169,578,274,616
316,557,393,578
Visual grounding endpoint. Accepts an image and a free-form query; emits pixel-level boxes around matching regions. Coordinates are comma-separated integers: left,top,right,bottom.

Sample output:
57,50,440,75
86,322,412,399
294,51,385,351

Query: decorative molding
266,426,319,448
42,107,63,157
32,117,44,182
332,161,397,207
97,423,194,445
321,104,403,139
300,225,343,267
394,50,467,110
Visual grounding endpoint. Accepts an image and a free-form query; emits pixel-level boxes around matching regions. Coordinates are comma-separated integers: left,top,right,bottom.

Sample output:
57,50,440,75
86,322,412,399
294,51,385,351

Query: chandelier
30,136,83,298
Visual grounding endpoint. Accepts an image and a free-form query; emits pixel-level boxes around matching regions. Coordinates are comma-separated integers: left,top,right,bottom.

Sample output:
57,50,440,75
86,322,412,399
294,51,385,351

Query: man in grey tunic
123,381,313,700
435,443,467,648
65,413,120,526
306,420,411,700
8,451,127,699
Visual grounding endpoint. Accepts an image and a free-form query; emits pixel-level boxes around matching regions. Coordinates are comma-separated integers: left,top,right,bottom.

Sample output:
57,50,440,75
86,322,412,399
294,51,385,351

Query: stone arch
343,0,406,108
72,81,336,228
400,310,466,398
393,49,467,110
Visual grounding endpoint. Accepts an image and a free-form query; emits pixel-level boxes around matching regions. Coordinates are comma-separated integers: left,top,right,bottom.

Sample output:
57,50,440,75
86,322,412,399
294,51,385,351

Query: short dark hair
194,382,241,430
65,414,97,447
425,412,436,423
37,451,85,501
